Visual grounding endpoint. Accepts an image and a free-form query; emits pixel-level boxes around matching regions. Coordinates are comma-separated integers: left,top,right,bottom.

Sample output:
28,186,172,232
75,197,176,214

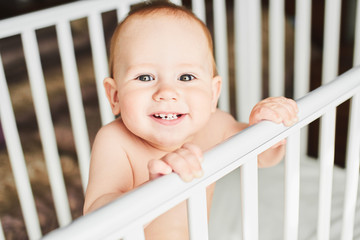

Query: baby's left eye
179,74,195,81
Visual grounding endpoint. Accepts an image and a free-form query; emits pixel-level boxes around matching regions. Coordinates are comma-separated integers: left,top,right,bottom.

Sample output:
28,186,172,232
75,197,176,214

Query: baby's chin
144,135,195,153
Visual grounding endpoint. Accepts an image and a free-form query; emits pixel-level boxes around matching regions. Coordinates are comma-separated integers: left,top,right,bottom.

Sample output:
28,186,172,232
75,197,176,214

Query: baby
83,1,298,239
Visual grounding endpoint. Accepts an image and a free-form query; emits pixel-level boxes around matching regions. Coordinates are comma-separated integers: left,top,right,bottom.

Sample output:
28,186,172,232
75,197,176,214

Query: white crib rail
42,67,360,240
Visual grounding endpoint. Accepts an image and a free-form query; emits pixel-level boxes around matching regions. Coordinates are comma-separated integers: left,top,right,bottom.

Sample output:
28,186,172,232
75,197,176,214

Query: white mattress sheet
209,156,360,240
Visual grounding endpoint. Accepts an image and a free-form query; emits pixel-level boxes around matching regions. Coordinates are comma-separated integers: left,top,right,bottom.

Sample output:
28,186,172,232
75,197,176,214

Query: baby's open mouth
153,113,183,120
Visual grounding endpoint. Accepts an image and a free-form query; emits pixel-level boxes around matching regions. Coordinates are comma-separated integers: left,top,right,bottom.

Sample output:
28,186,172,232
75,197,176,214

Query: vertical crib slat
317,109,336,239
293,0,311,99
246,0,262,110
170,0,182,5
354,0,360,66
269,0,285,97
187,188,209,240
0,219,5,240
235,0,262,122
122,227,145,240
317,1,341,237
56,20,91,190
0,56,42,240
191,0,206,23
117,4,130,23
322,0,342,85
341,93,360,240
213,0,230,112
294,0,312,157
284,130,300,240
240,156,259,240
21,30,72,227
234,0,248,121
88,12,114,126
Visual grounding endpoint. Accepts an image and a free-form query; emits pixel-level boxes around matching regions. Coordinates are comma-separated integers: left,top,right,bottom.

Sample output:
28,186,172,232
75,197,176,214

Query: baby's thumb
148,159,172,180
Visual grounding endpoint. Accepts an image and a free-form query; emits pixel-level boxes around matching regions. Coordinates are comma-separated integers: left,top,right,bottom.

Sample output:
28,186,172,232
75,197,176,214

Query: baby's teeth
155,113,178,120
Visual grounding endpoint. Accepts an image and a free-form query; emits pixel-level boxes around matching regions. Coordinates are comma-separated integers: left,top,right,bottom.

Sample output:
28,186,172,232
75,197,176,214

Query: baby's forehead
109,8,216,77
118,11,203,38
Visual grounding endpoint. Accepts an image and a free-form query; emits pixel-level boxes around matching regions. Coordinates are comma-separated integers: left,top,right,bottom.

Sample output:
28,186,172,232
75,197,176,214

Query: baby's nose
152,83,178,102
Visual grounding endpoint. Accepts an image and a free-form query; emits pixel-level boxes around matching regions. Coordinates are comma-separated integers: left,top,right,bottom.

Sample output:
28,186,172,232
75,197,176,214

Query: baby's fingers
165,144,203,182
148,159,172,180
177,144,204,178
250,97,298,126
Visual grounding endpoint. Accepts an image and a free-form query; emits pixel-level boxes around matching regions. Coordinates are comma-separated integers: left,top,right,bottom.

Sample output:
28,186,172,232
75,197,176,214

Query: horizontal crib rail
43,67,360,240
0,0,140,38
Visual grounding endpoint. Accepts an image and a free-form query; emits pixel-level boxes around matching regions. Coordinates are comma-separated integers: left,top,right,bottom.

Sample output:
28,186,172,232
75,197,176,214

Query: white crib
0,0,359,239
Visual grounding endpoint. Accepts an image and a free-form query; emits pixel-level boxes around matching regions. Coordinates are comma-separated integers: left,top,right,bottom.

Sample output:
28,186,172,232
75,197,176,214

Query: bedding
209,156,360,239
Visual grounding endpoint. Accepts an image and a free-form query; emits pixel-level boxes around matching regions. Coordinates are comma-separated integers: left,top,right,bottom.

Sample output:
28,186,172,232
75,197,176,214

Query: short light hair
108,0,217,78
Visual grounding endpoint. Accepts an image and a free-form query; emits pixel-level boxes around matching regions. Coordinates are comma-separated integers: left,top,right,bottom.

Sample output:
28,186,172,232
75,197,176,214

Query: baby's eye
179,74,195,81
137,74,154,81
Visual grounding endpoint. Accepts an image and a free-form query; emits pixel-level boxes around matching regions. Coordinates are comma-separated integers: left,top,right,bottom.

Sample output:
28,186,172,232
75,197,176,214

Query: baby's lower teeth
162,115,177,120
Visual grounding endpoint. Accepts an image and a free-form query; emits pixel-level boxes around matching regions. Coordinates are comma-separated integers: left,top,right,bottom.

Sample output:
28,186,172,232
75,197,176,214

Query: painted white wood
294,0,311,99
269,0,285,97
317,109,336,240
117,3,130,22
22,30,72,227
284,130,300,240
170,0,182,5
192,0,206,23
0,0,139,38
322,0,342,84
0,219,5,240
293,0,311,158
0,56,42,240
235,0,262,121
354,0,360,66
214,0,230,112
240,157,259,240
187,188,209,240
122,227,145,240
88,12,114,125
56,20,91,190
341,93,360,240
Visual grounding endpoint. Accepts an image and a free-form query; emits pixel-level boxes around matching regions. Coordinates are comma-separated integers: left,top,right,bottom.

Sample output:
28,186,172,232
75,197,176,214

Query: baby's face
112,14,221,151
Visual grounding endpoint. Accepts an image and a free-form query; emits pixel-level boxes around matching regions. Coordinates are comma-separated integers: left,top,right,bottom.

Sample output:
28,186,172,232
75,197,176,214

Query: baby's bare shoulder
194,109,247,150
210,109,248,137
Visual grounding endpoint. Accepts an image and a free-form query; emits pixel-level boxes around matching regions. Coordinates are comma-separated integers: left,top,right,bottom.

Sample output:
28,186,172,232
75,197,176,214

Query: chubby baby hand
249,96,298,126
148,143,204,182
249,97,299,148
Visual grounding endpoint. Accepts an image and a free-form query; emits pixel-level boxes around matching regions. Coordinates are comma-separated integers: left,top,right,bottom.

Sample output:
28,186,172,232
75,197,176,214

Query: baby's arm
148,143,204,182
249,96,298,167
83,123,134,214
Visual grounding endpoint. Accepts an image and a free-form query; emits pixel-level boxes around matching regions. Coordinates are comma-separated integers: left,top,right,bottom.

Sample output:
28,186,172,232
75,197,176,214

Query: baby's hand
249,97,298,148
148,143,204,182
249,96,298,126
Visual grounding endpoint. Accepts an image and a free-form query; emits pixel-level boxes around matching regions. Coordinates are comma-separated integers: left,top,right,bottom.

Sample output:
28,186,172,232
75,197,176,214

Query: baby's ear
211,75,222,112
103,77,121,115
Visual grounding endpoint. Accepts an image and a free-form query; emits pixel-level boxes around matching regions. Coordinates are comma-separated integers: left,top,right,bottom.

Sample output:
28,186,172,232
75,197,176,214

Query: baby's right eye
137,75,154,81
